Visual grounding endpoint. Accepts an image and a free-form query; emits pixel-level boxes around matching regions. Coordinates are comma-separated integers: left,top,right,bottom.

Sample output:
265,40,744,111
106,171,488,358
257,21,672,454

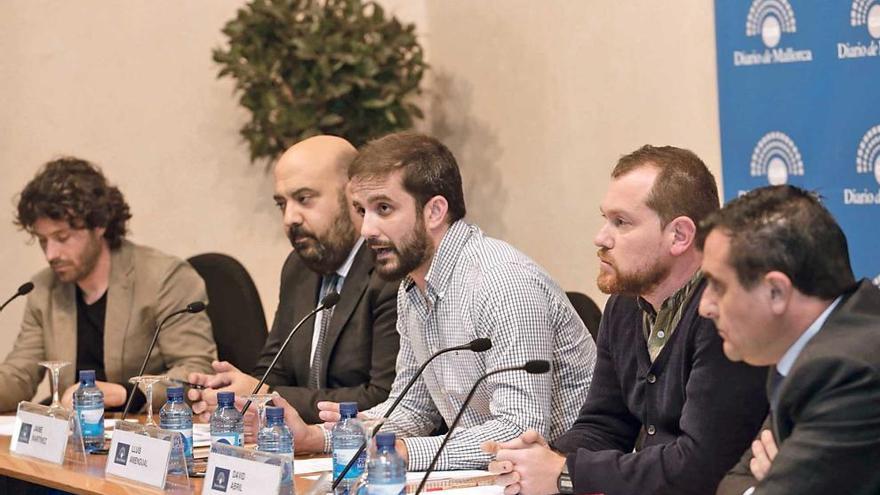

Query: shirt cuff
321,426,332,454
402,435,444,471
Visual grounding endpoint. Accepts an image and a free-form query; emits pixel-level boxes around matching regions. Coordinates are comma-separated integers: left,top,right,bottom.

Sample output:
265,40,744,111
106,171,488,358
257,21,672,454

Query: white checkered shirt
361,221,596,471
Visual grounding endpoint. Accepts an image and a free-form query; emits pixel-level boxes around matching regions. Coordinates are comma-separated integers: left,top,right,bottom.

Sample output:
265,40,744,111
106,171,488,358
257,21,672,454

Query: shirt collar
637,270,703,319
777,296,842,376
403,220,473,299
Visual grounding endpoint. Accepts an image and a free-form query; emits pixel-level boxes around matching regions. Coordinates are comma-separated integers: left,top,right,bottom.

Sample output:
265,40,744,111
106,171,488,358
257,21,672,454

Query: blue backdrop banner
715,0,880,285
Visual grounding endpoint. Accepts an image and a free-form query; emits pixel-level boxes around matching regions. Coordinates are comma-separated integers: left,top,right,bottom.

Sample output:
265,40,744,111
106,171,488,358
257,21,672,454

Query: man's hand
271,395,328,453
484,430,566,495
188,361,266,421
750,429,778,481
61,381,127,409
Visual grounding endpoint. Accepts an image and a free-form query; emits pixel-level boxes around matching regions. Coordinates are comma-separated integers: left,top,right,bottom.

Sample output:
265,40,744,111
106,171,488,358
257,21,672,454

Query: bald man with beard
188,136,400,424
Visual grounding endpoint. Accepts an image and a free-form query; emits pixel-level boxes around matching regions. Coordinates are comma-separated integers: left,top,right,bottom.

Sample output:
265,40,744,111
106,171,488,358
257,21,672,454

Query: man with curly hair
0,157,217,413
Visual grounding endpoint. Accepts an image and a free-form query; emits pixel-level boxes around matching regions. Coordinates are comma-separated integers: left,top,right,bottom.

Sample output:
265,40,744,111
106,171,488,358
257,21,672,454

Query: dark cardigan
552,281,768,495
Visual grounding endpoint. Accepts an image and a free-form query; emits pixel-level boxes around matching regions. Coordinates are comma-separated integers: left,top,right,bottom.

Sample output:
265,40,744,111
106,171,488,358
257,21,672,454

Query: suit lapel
289,263,321,385
318,244,372,382
103,242,135,384
50,280,78,389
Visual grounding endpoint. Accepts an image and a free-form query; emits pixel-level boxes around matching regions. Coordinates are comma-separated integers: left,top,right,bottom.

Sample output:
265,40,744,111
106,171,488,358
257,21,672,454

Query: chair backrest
187,253,267,374
566,291,602,342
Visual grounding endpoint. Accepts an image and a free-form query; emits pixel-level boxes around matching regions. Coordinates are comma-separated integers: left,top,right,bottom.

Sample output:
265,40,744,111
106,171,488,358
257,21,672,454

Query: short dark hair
697,185,855,299
613,145,720,227
15,157,132,249
349,132,466,223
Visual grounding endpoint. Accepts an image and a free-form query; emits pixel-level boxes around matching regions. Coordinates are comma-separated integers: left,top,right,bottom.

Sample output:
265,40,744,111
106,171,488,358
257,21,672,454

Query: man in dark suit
699,185,880,495
488,146,768,495
189,136,400,424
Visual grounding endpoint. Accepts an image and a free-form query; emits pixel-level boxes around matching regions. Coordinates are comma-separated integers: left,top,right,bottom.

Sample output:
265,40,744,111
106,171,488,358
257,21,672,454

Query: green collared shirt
638,271,703,362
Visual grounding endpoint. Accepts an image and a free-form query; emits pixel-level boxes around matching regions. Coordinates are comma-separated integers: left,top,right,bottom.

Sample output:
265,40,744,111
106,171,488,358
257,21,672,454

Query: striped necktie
308,274,340,389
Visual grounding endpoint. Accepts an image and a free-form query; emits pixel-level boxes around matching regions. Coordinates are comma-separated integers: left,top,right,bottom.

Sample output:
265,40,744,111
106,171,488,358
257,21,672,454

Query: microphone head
17,282,35,296
186,301,207,313
468,338,492,353
524,360,550,374
321,291,341,309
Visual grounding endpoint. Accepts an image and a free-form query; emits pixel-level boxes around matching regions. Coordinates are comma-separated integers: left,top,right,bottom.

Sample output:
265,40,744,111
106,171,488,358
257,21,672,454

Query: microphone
414,359,551,495
120,301,207,421
0,282,34,313
331,337,493,489
239,291,340,416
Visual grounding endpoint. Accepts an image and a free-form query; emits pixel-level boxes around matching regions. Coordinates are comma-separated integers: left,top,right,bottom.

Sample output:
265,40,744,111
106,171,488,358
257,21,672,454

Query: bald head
275,135,357,182
272,136,359,274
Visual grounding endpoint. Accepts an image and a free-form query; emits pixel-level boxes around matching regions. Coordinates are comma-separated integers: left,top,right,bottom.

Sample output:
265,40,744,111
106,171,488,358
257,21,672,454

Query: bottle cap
339,402,358,418
166,386,184,400
217,391,235,406
265,406,284,422
79,369,96,383
375,432,396,448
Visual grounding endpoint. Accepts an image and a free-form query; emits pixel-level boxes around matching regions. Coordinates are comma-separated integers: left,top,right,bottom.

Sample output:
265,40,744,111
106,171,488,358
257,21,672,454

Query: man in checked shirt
273,131,597,470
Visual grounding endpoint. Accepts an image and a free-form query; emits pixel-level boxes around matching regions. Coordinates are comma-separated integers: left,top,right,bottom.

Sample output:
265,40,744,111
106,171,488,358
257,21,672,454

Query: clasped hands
483,430,567,495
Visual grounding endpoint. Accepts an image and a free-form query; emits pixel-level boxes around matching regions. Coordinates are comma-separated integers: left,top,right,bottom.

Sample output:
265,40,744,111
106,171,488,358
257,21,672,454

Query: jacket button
646,373,657,384
647,424,656,435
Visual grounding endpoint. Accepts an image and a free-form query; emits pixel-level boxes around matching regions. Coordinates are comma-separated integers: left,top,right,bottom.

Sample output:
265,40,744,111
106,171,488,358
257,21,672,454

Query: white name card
202,452,282,495
105,428,172,489
10,410,70,464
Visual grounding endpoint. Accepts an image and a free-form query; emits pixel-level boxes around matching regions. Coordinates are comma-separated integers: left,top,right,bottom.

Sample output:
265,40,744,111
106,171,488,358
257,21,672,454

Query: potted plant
214,0,427,166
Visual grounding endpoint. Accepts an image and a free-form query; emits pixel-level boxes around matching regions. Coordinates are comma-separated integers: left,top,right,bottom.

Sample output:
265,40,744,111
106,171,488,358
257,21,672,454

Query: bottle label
333,447,365,479
76,405,104,437
367,483,405,495
211,432,242,447
165,427,193,458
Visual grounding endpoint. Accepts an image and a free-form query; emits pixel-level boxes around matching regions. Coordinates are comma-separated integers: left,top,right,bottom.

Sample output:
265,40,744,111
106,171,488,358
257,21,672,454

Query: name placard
105,427,172,489
202,452,282,495
10,410,70,464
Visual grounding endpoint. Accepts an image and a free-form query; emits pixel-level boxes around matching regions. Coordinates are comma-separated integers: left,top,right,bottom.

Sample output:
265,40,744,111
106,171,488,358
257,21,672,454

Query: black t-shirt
75,287,108,381
74,287,145,412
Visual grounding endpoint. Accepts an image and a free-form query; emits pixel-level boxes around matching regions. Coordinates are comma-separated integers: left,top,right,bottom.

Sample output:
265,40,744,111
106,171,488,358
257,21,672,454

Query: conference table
0,434,321,494
0,417,498,494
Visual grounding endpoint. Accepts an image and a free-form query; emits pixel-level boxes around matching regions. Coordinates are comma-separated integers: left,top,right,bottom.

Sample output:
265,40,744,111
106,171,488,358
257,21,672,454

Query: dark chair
566,291,602,341
187,253,268,375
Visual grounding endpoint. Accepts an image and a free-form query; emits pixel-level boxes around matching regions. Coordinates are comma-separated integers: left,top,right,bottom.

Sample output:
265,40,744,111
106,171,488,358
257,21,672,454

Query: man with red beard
188,136,400,424
271,132,596,471
488,146,768,495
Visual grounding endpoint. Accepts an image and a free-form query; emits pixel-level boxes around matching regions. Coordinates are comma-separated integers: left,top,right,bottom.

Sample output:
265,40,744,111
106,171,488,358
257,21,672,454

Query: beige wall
0,1,720,389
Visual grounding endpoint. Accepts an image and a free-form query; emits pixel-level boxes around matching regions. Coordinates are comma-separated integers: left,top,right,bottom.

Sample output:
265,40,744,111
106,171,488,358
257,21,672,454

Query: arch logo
734,0,813,66
749,132,805,186
839,1,880,59
844,125,880,205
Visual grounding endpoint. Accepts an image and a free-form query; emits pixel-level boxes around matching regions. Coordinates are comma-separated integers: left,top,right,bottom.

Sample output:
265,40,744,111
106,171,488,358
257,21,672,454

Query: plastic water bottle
332,402,366,494
257,406,294,484
210,391,243,447
159,386,193,473
366,432,406,495
73,369,104,452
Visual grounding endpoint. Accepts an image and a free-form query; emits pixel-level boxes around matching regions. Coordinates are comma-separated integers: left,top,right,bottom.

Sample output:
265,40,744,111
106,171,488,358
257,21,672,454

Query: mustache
288,225,316,242
596,248,613,264
366,238,395,250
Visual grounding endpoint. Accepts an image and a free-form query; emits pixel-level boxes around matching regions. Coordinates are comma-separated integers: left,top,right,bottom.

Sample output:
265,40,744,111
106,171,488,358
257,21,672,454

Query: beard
596,248,671,296
367,214,432,282
288,200,358,275
51,231,103,283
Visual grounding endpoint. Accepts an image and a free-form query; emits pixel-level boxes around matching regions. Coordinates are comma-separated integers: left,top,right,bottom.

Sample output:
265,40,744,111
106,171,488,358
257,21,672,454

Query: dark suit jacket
251,243,400,423
717,280,880,495
552,280,768,495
